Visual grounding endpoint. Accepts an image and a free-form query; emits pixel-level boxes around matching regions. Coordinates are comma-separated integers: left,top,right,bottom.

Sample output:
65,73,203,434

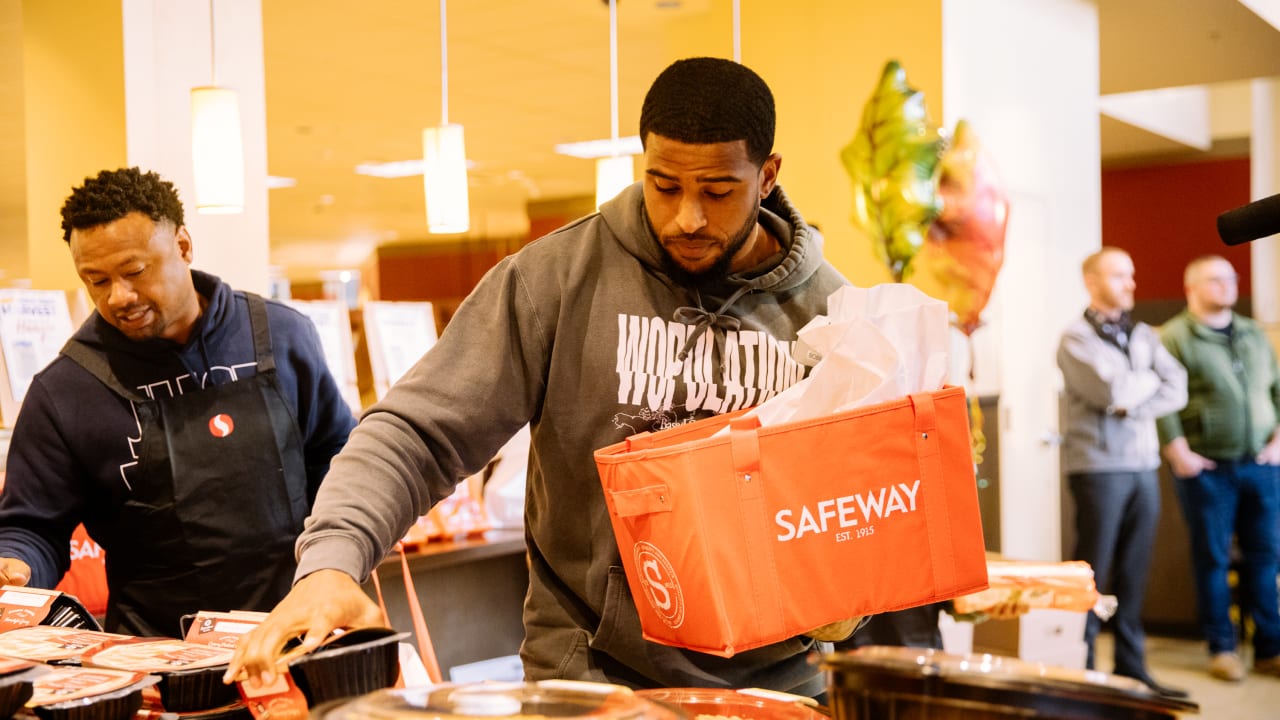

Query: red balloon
908,120,1009,337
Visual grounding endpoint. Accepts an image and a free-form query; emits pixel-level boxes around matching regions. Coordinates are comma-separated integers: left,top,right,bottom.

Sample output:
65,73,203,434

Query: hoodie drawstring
672,285,751,361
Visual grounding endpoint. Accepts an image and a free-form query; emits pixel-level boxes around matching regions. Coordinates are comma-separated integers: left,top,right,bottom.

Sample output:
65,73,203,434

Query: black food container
83,638,238,712
26,666,159,720
286,627,406,707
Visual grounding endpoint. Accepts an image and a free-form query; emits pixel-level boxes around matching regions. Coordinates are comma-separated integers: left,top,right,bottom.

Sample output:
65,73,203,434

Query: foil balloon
841,60,945,281
907,119,1009,336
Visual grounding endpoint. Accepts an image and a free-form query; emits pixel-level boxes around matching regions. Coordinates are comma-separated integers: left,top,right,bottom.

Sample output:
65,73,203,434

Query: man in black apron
0,167,356,637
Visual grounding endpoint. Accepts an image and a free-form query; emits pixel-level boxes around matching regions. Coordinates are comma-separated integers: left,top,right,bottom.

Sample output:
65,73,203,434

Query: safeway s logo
208,414,235,438
632,541,684,629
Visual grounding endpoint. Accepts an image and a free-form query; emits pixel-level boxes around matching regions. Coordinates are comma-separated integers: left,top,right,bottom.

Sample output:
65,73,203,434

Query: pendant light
191,0,245,214
423,0,470,234
732,0,741,63
595,0,633,209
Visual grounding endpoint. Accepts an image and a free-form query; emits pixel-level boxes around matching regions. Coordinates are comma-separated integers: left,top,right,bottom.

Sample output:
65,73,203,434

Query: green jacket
1156,310,1280,460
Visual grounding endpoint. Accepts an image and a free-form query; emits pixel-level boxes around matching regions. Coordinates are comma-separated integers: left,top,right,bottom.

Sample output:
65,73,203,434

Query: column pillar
123,0,269,294
1250,79,1280,350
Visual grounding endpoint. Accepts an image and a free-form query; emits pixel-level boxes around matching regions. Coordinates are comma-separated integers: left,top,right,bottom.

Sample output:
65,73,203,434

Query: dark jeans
1173,460,1280,659
1069,470,1160,678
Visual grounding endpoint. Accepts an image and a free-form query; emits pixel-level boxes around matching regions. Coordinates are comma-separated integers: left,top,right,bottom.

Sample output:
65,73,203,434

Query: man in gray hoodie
1057,246,1186,697
229,57,850,695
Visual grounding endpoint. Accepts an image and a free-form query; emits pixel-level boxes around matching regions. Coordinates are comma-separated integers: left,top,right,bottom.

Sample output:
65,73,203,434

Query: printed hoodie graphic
599,184,833,432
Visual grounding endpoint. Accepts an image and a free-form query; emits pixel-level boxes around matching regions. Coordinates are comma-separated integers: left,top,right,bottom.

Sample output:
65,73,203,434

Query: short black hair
60,167,185,243
639,57,775,166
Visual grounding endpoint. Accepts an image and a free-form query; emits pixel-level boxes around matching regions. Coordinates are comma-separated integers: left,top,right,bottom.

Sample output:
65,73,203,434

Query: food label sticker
239,672,309,720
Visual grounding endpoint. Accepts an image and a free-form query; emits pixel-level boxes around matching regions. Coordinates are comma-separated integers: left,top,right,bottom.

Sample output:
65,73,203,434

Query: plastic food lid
636,688,826,720
316,680,684,720
84,638,234,672
0,627,129,662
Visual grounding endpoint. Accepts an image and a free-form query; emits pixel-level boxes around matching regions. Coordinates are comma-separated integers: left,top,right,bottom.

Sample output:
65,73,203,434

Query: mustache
663,233,718,243
114,305,148,318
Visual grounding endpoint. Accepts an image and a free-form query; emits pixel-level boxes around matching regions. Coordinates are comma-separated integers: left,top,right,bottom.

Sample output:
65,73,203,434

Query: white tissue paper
741,284,951,429
483,424,531,530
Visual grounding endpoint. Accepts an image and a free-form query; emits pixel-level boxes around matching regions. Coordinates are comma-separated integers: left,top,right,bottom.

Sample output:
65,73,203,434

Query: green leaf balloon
841,60,945,281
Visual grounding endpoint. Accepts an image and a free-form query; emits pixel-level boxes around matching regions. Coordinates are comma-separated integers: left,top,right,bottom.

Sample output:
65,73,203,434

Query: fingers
985,600,1029,620
223,570,365,687
0,559,31,586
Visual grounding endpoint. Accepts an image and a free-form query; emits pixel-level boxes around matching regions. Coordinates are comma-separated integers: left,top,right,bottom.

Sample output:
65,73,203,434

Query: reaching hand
983,596,1029,621
0,558,31,587
803,616,864,642
223,569,384,687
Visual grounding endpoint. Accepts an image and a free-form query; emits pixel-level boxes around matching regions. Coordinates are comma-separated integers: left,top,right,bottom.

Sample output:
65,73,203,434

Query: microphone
1217,193,1280,246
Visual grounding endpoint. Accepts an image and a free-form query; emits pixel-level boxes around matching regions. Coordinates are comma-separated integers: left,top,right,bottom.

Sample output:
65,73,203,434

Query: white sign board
0,290,75,427
284,299,361,413
362,301,437,400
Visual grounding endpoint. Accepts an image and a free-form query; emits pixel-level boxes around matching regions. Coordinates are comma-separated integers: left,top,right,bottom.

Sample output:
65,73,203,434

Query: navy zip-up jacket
0,270,356,588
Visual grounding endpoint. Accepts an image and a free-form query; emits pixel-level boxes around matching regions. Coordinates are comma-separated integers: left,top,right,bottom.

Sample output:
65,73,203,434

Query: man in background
1158,254,1280,682
1057,246,1187,697
0,167,356,636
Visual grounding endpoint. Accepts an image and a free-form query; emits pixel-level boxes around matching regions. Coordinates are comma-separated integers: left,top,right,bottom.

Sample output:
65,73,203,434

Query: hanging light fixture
595,0,633,209
732,0,741,63
423,0,470,234
190,0,245,214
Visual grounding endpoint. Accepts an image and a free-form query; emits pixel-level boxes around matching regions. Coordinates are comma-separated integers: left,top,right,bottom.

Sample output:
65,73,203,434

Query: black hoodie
0,270,356,590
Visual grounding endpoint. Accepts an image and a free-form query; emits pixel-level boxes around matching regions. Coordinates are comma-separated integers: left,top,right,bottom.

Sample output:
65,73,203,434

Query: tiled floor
1099,632,1280,719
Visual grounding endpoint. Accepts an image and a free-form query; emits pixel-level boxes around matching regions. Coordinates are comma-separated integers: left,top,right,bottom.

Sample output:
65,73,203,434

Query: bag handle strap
729,415,761,474
609,484,672,517
911,392,959,595
727,413,784,639
371,543,444,684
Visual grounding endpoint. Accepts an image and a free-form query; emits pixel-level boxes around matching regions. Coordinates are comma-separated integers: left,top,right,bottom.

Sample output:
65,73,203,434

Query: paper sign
284,300,361,412
362,301,437,400
0,290,74,427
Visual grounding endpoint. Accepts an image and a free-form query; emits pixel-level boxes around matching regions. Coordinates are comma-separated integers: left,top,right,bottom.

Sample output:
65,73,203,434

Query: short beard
657,205,759,287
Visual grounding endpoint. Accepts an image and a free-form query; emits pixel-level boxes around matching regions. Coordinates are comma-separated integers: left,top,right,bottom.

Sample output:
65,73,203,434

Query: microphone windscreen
1218,193,1280,246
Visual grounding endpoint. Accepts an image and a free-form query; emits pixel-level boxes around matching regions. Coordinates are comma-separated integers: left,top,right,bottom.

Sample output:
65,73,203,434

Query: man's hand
1162,437,1216,479
984,596,1030,621
803,616,864,642
1257,433,1280,465
0,559,31,587
223,569,384,687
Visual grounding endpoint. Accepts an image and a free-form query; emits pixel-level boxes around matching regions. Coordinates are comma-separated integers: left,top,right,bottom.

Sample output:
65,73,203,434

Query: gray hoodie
1057,316,1187,474
296,183,848,692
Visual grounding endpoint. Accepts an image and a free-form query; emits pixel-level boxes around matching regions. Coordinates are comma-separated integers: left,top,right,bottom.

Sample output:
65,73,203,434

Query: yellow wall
658,0,944,288
755,1,944,287
21,0,126,291
0,0,27,283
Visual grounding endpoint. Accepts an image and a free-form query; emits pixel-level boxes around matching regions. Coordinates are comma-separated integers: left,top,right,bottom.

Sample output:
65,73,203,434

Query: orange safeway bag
594,385,988,657
54,524,108,619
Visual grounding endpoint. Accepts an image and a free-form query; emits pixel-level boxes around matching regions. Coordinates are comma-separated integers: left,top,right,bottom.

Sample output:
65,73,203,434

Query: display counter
362,529,528,679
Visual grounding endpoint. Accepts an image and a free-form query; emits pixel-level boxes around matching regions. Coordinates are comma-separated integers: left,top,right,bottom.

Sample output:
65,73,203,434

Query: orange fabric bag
594,385,988,657
54,525,108,619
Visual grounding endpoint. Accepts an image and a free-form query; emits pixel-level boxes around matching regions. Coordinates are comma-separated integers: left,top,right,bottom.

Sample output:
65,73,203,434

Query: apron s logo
208,414,235,438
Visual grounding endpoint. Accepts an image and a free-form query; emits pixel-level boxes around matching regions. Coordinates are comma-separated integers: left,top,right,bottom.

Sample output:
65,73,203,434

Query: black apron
62,294,309,637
